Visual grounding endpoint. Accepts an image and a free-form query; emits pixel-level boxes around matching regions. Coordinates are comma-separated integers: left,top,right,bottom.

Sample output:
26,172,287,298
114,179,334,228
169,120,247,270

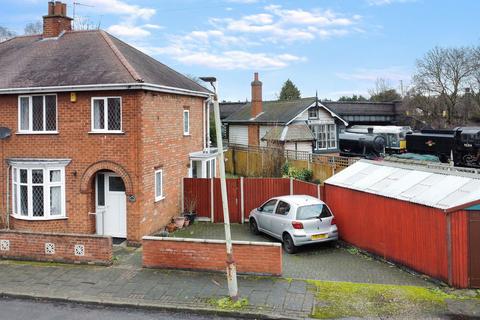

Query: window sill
16,131,59,135
183,133,191,137
10,214,68,221
155,196,166,203
89,131,125,135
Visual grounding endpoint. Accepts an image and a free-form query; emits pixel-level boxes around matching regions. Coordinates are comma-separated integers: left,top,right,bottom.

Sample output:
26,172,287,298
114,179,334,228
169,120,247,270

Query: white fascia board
0,83,212,98
318,102,349,126
285,101,317,126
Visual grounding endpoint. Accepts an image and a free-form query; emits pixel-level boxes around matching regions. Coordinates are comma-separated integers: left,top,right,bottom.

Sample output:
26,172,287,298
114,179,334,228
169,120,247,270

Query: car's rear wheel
282,233,297,254
249,218,260,235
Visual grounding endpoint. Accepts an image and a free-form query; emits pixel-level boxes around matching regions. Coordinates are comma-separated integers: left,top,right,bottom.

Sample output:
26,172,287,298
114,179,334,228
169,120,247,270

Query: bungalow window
183,110,190,135
11,164,66,220
155,169,164,202
91,97,122,132
312,124,337,150
18,95,57,133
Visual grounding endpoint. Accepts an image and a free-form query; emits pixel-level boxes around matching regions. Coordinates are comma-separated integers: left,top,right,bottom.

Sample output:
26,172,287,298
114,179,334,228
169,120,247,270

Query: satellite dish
0,127,12,139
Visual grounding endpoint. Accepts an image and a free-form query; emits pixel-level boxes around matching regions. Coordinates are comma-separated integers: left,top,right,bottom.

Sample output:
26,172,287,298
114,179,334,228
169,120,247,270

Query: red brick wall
0,90,206,243
0,230,112,265
142,237,282,276
137,92,206,238
0,91,141,240
248,124,259,146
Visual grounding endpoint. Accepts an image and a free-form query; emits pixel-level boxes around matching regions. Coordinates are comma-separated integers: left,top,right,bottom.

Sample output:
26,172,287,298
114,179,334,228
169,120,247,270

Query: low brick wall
0,230,112,265
143,236,282,276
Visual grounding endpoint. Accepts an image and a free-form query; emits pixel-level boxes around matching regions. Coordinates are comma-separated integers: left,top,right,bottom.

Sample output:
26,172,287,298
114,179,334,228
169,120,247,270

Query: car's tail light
331,217,336,225
292,221,304,229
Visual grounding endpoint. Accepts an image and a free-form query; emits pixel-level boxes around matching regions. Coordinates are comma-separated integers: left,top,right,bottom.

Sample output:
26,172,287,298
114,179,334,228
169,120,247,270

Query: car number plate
312,234,328,240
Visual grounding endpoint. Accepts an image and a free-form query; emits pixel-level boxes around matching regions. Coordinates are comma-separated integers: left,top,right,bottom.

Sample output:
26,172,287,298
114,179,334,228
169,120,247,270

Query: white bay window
10,160,69,220
311,123,337,150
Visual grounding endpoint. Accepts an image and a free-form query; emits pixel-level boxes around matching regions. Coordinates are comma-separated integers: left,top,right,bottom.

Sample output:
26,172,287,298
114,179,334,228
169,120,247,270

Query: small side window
275,201,290,215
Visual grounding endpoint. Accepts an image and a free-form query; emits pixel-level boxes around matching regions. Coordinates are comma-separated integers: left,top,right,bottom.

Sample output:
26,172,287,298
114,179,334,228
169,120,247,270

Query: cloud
78,0,155,19
226,0,260,3
106,24,151,38
210,5,362,43
366,0,416,6
75,0,156,38
335,66,411,82
131,4,361,70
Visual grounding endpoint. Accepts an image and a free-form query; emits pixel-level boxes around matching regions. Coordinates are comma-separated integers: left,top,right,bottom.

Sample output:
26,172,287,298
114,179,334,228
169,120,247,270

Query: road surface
0,298,242,320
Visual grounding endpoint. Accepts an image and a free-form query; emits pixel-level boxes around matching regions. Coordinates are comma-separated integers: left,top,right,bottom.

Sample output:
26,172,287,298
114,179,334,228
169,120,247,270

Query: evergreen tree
279,79,301,100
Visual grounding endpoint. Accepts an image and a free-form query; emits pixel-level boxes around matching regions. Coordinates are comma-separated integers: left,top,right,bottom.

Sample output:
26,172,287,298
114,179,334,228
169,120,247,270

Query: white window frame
312,124,337,150
183,109,190,135
308,108,318,120
154,169,164,202
11,163,67,220
189,158,216,178
17,94,58,134
90,97,123,133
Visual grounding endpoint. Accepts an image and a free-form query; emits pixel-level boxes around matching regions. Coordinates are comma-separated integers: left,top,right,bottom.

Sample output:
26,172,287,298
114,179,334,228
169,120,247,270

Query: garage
325,159,480,288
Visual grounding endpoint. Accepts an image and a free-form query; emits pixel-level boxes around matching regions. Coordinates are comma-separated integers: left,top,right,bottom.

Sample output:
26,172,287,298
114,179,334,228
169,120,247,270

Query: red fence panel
213,178,241,223
183,178,211,219
243,178,290,217
293,180,318,198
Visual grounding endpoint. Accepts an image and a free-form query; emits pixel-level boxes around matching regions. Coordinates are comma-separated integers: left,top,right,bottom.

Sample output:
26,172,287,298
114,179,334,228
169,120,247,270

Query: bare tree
0,26,16,42
24,21,42,35
368,78,402,102
413,46,477,125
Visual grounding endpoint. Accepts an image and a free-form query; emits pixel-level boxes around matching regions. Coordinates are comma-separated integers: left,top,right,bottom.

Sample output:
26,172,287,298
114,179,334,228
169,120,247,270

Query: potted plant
184,197,198,223
166,219,177,233
174,216,185,228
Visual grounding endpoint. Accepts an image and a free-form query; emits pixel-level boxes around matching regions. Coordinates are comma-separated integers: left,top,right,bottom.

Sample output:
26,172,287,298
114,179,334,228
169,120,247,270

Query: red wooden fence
183,178,322,223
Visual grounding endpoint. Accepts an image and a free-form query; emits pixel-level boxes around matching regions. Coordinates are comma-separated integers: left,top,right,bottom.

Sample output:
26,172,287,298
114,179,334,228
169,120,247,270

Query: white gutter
0,83,211,98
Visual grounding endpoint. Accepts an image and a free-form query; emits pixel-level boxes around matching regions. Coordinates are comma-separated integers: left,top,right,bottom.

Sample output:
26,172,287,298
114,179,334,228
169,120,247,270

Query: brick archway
80,161,133,195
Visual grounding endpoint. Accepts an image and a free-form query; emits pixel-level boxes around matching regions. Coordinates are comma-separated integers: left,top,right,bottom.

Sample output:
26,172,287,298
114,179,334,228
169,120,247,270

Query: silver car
249,195,338,253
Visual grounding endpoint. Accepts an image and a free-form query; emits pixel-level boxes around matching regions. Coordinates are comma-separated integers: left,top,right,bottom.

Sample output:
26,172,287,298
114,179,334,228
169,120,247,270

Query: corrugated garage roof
325,160,480,211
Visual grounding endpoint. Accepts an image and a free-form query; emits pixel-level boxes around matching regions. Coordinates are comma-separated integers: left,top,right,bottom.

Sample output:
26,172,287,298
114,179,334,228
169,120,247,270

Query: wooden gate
469,212,480,288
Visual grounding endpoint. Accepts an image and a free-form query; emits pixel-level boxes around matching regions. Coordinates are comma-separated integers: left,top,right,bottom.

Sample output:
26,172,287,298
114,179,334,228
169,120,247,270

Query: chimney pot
43,1,72,38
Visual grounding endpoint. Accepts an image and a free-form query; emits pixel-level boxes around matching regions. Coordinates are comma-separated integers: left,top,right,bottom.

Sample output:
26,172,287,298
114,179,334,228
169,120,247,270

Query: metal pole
212,81,239,300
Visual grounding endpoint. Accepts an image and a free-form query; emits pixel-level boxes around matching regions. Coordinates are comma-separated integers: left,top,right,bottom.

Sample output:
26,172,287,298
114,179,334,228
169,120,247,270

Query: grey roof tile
223,97,316,124
0,30,209,93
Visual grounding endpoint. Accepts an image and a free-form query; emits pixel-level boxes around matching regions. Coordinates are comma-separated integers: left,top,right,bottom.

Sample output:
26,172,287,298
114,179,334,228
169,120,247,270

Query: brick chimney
251,72,262,118
43,1,72,38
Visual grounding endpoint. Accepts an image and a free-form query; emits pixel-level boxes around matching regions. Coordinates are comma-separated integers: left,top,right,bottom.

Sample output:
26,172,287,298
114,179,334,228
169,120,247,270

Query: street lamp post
200,77,239,301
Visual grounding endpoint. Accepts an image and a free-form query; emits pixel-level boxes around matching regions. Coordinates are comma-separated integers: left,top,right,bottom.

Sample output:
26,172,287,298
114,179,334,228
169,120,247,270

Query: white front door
95,172,127,238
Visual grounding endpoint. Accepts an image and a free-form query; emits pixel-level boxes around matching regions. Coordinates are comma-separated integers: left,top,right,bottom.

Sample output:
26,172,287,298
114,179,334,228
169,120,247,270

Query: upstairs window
183,109,190,135
92,97,122,132
308,108,318,119
18,95,57,133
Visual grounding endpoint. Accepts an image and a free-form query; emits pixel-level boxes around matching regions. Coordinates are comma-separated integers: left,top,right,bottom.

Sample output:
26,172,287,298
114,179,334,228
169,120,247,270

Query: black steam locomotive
339,132,386,158
406,127,480,168
338,126,480,169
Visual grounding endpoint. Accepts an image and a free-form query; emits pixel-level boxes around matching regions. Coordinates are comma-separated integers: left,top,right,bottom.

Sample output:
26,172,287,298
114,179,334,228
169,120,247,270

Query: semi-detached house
0,1,217,243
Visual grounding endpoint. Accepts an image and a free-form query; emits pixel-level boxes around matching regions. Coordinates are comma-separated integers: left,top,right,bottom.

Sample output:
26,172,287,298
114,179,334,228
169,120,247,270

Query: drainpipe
5,164,10,229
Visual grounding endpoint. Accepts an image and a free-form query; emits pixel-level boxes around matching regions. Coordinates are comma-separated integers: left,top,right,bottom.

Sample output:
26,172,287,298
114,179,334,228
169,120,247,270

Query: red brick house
0,1,217,243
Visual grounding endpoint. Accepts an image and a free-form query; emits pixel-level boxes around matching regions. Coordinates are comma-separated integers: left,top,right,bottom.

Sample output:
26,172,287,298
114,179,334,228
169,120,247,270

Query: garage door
470,212,480,288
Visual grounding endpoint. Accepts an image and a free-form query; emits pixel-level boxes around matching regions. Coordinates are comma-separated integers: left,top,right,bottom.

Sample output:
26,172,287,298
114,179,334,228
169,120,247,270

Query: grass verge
308,280,456,319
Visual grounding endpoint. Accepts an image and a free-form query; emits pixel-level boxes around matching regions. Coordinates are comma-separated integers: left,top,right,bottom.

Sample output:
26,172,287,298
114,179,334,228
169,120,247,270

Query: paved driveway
170,223,433,287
